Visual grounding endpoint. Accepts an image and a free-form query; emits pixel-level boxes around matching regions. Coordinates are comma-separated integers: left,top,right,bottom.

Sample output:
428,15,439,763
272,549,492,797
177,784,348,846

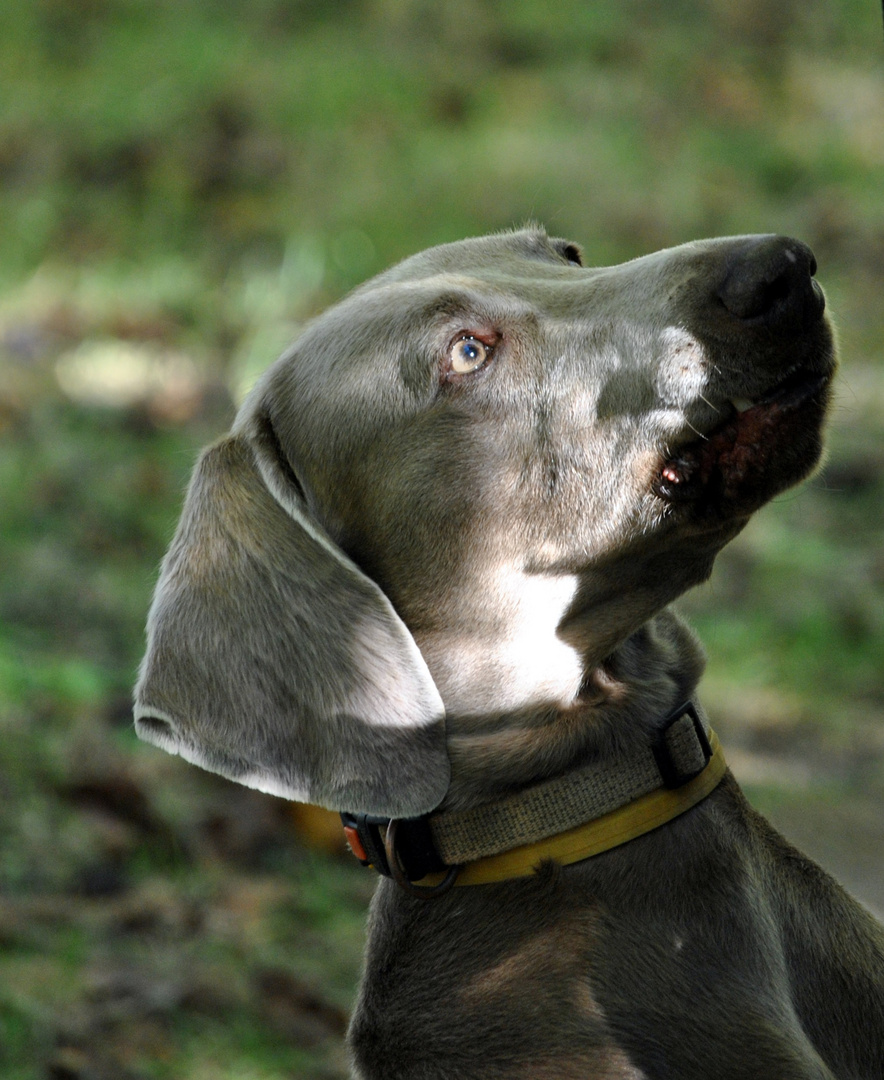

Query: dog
135,228,884,1078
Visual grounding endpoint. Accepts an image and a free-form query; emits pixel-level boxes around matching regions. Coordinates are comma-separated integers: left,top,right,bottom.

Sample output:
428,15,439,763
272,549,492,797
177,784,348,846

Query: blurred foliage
1,1,883,1076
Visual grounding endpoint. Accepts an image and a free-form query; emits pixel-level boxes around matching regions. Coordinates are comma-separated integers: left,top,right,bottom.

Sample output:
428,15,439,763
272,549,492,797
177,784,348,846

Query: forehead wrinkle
367,260,623,320
350,278,542,344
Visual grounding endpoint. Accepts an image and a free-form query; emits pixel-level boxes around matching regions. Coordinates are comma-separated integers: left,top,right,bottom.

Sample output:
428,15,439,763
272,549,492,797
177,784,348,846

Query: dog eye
449,335,492,375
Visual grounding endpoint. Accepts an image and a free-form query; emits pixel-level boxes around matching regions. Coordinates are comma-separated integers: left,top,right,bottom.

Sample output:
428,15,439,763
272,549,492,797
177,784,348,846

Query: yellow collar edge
417,731,727,887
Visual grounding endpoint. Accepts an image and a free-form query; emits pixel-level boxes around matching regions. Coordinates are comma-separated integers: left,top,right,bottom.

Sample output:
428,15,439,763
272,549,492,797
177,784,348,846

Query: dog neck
427,605,707,812
417,566,587,718
343,700,724,895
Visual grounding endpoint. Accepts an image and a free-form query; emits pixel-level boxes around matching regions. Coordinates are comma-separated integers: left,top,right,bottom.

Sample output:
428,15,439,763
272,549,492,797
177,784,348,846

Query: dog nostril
755,271,792,313
716,236,823,330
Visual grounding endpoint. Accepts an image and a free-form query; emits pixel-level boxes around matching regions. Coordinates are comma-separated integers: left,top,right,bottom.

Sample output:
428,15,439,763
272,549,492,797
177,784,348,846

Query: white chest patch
497,569,583,708
430,567,583,716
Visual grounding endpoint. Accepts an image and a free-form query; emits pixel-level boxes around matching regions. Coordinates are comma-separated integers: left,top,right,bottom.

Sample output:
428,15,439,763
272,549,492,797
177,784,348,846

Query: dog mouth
653,363,833,508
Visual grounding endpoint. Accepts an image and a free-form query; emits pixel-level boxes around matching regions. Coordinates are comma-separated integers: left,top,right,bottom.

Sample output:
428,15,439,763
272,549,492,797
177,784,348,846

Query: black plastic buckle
341,812,392,875
340,812,448,882
652,701,712,789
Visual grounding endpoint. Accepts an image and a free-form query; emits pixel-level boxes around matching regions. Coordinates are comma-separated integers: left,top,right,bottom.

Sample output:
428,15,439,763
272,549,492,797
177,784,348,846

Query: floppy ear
134,433,449,818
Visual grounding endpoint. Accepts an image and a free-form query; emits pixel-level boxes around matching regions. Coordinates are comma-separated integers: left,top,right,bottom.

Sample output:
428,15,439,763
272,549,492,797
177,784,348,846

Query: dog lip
724,360,826,418
654,365,833,503
747,363,828,411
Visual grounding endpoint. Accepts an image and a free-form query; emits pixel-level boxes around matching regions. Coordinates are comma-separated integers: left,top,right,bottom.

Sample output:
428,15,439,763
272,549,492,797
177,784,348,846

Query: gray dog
136,229,884,1078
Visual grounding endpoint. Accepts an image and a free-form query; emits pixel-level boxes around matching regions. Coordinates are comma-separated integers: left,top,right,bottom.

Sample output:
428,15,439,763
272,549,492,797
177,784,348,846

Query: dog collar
342,700,728,897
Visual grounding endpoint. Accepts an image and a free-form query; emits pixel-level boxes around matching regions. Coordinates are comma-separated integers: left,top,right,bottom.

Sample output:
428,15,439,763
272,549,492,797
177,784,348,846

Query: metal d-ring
384,819,461,900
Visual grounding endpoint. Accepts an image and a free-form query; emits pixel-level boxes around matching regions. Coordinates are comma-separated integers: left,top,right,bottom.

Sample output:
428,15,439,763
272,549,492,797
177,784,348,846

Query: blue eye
449,336,491,374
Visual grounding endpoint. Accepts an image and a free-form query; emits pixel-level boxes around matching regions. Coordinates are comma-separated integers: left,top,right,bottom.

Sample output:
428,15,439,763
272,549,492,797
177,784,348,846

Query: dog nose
717,236,825,331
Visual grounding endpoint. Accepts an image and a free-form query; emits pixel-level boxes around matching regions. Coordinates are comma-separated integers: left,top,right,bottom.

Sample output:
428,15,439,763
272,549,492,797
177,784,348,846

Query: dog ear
134,433,449,818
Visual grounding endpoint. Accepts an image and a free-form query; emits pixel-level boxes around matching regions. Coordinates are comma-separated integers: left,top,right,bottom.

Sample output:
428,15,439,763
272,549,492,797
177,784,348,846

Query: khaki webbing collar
429,730,725,886
342,701,728,893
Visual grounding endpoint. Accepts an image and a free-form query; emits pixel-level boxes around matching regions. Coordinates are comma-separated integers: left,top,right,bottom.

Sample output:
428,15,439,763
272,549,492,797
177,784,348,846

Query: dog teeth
731,397,754,413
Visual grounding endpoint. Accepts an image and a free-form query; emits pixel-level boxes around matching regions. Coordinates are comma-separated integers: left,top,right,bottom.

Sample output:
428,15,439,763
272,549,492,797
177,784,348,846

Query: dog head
135,229,835,815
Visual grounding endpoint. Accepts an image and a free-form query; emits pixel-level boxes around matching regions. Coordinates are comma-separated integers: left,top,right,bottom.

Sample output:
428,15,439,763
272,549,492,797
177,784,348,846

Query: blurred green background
1,2,883,1077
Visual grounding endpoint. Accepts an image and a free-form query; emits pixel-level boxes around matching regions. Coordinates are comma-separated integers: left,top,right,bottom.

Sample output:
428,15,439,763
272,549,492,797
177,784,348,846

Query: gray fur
135,228,884,1077
135,433,448,817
